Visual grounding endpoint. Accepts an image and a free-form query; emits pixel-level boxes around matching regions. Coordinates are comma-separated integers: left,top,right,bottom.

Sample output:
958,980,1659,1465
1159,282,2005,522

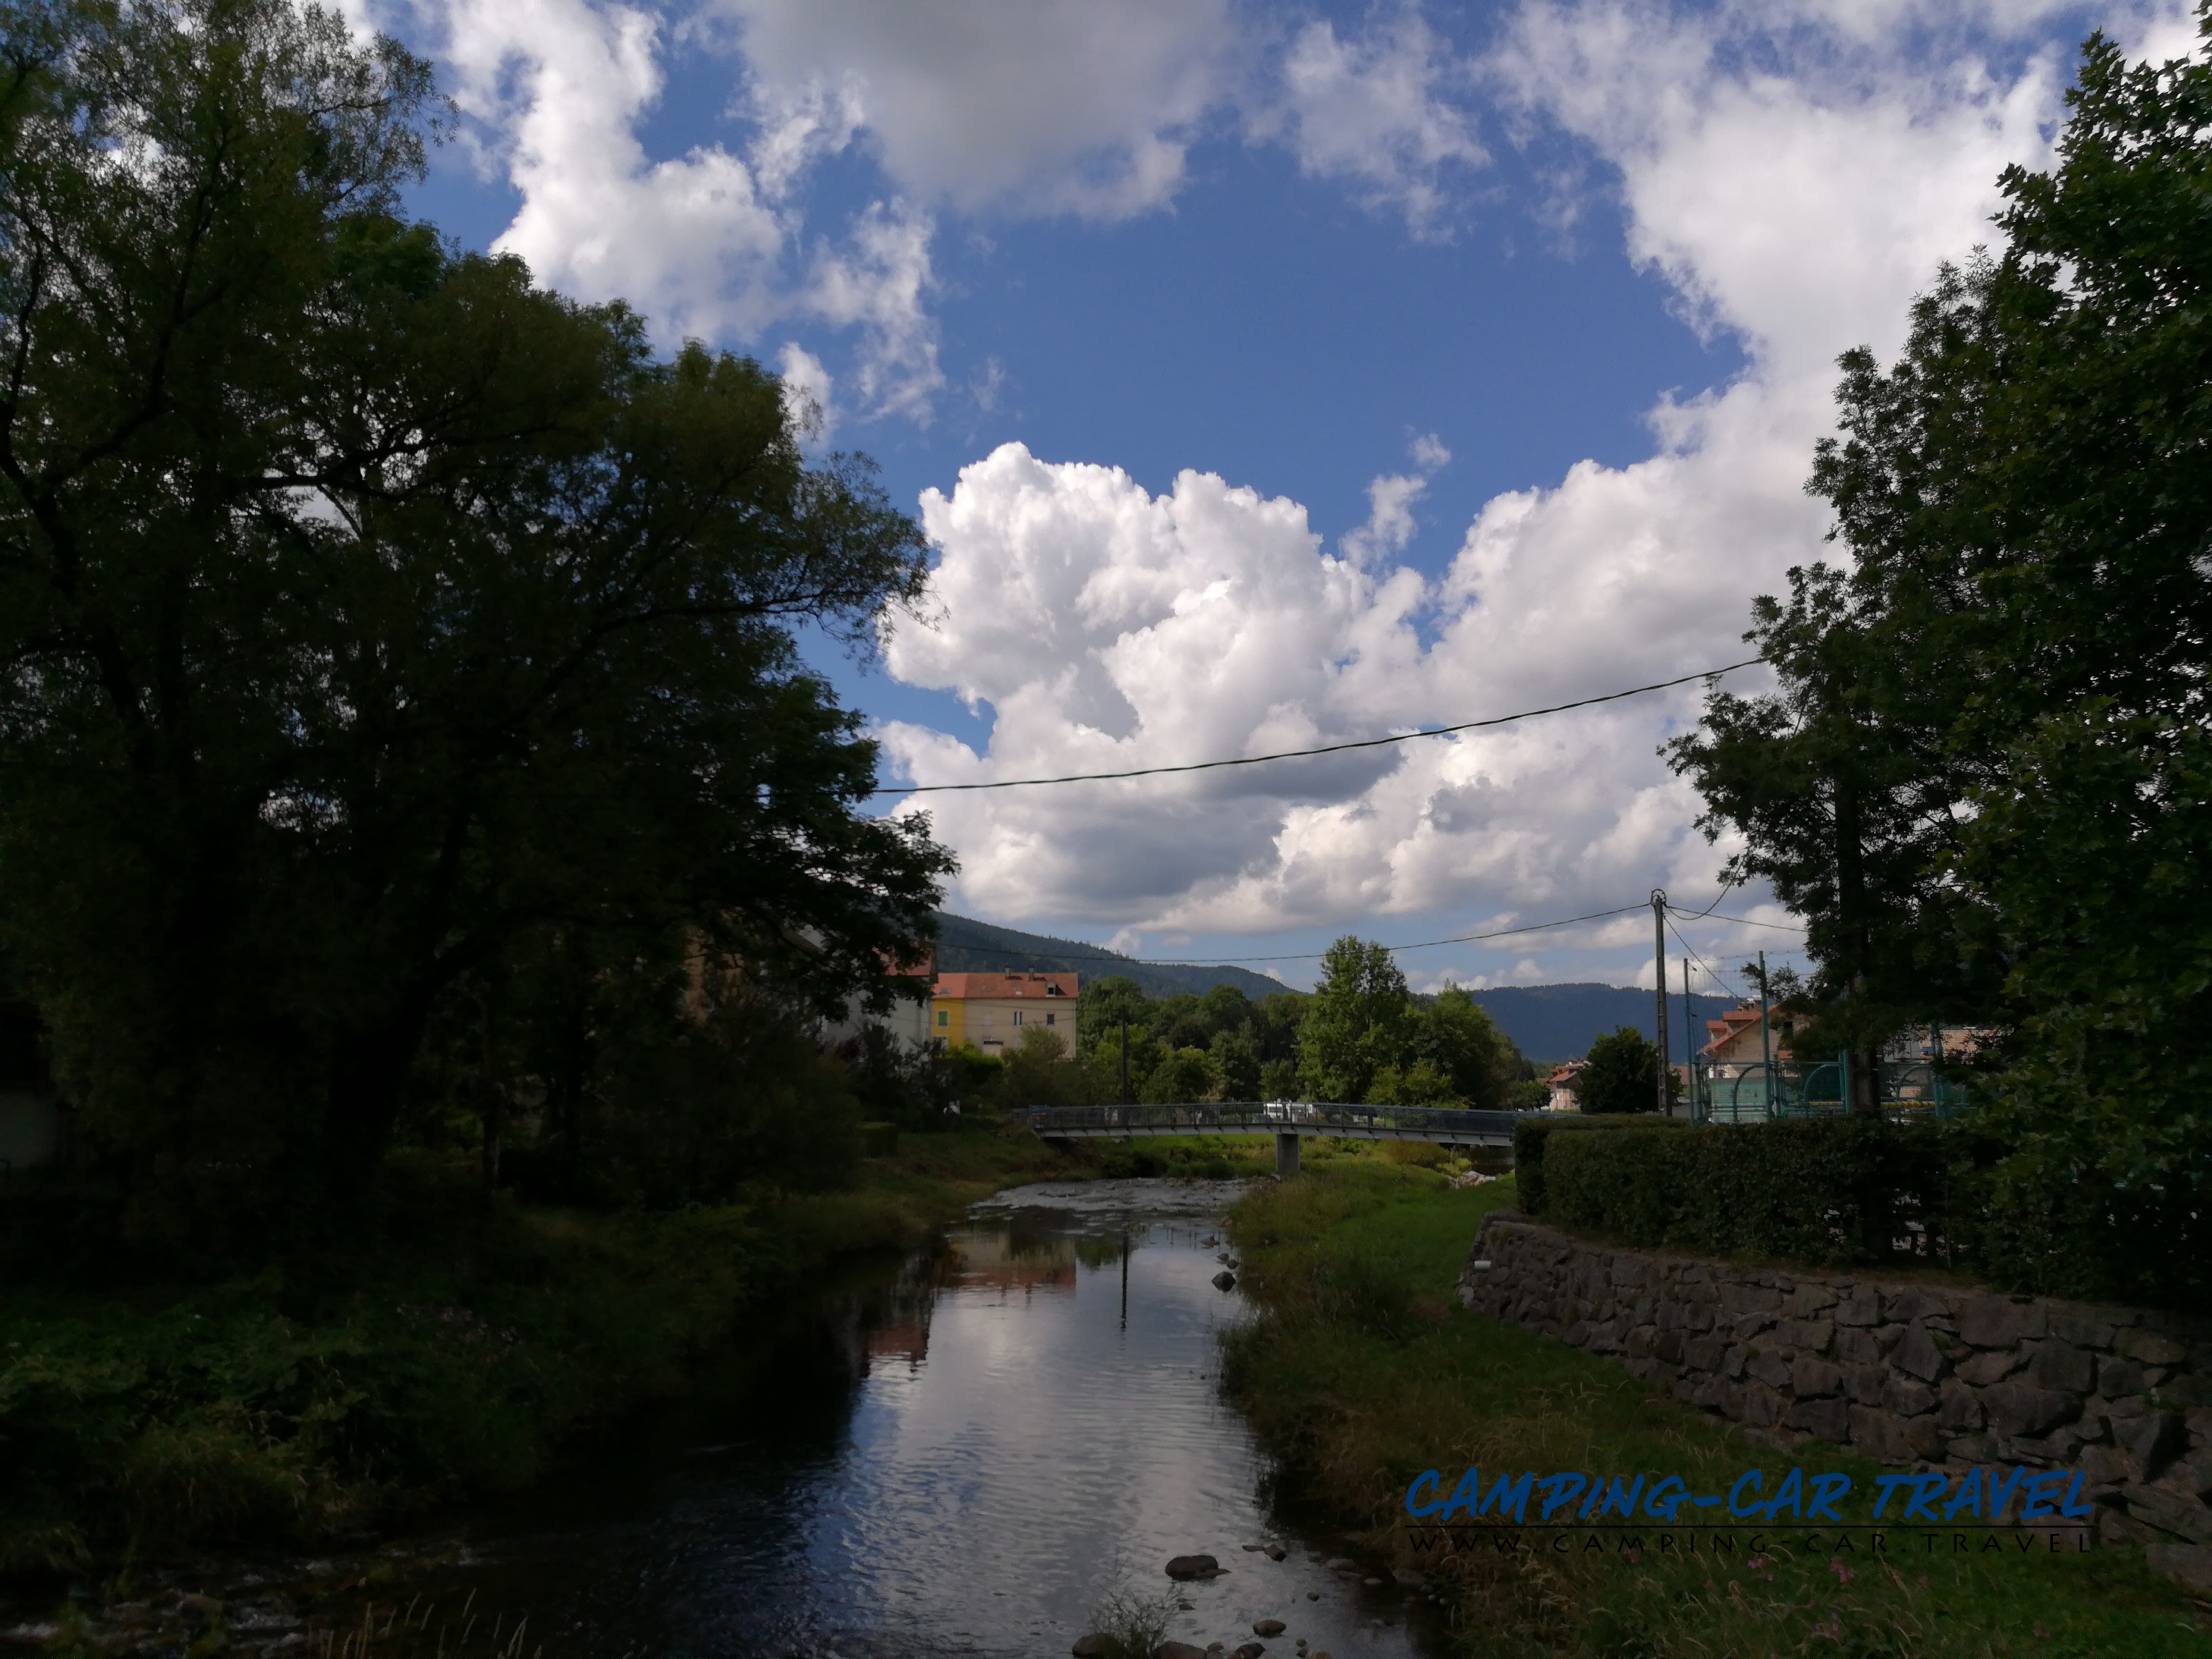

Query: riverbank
0,1121,1085,1579
1222,1165,2209,1658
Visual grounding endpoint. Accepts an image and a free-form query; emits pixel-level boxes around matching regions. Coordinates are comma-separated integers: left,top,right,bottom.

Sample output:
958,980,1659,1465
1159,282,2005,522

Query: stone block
1936,1378,1985,1434
1872,1322,1910,1356
2154,1370,2212,1408
2078,1443,2132,1488
1626,1326,1658,1360
1947,1433,1997,1464
2118,1328,2188,1366
1692,1376,1742,1416
2117,1410,2188,1485
1959,1295,2032,1349
2026,1339,2095,1394
1846,1365,1887,1408
1834,1294,1882,1328
1833,1327,1884,1366
1955,1349,2022,1387
1683,1336,1725,1374
1885,1288,1952,1325
1983,1381,2078,1439
1792,1355,1844,1399
1778,1319,1835,1354
1892,1324,1951,1383
1721,1284,1784,1317
2048,1305,2118,1351
2095,1357,2146,1399
1653,1330,1683,1365
1883,1375,1939,1418
1786,1396,1851,1443
1723,1344,1749,1380
1783,1284,1841,1317
1746,1350,1793,1389
1848,1405,1942,1463
1742,1384,1784,1428
2128,1487,2212,1546
2146,1542,2212,1597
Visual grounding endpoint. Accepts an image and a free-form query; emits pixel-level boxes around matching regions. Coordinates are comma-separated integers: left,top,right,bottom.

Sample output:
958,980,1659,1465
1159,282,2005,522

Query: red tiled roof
932,971,1080,1000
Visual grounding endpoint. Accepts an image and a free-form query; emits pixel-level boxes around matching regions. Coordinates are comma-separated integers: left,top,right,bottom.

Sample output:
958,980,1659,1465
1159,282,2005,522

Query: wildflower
1828,1558,1856,1586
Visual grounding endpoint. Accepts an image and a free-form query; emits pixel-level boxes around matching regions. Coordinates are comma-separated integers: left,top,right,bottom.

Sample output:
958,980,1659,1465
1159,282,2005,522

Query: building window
1045,1012,1057,1026
936,1010,949,1028
1012,1010,1025,1026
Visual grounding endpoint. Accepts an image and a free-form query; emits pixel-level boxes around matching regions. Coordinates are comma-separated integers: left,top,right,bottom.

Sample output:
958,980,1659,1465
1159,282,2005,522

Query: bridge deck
1021,1103,1530,1148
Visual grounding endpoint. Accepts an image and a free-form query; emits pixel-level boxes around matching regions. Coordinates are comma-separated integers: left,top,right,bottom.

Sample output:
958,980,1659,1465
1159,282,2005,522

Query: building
1543,1061,1584,1112
932,970,1078,1057
817,949,937,1050
1700,1002,1785,1068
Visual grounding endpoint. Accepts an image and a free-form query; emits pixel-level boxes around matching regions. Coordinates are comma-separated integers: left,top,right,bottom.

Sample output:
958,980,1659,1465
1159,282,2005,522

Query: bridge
1021,1102,1533,1177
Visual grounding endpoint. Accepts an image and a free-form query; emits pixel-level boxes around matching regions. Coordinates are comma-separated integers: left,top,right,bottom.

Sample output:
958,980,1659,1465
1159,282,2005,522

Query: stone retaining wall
1456,1211,2212,1594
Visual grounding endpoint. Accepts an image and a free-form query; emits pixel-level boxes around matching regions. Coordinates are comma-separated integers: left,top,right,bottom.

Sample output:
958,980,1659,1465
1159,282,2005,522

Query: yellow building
931,970,1079,1057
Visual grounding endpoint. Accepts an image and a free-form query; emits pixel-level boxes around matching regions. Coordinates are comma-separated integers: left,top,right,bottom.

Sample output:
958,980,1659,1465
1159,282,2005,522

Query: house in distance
932,971,1079,1057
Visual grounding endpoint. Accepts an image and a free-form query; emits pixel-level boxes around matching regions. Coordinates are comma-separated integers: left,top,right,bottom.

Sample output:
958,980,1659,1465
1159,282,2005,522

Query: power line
954,901,1655,969
869,659,1763,796
1666,917,1744,1003
1672,906,1807,933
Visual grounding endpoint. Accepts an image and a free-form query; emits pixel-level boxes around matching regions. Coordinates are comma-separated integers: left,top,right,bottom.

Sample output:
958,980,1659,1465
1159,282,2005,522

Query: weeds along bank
0,1124,1082,1578
1221,1163,2207,1658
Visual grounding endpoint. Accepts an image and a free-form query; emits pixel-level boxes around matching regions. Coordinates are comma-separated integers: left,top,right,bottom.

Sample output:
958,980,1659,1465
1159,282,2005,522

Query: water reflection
386,1179,1444,1659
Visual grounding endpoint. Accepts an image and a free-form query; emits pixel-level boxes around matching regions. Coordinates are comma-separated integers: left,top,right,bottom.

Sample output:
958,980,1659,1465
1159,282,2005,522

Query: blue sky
367,0,2192,993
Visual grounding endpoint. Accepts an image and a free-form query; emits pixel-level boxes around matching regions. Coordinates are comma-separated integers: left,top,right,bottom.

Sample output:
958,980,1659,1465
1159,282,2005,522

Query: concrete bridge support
1275,1131,1300,1179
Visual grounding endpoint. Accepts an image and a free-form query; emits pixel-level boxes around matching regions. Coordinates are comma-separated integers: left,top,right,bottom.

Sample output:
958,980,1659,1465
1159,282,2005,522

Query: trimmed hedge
1531,1115,2003,1270
1509,1113,1692,1220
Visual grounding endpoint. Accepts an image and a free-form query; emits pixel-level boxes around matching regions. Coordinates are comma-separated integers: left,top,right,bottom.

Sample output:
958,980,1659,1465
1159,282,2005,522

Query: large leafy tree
0,0,949,1241
1572,1027,1668,1115
1296,937,1410,1103
1671,15,2212,1303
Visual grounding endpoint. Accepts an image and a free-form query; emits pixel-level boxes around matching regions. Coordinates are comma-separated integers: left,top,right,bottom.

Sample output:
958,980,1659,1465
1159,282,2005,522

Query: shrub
1510,1113,1692,1217
1540,1115,2002,1271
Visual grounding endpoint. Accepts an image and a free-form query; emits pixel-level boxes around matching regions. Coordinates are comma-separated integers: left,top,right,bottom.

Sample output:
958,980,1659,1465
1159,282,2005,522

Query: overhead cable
869,658,1764,796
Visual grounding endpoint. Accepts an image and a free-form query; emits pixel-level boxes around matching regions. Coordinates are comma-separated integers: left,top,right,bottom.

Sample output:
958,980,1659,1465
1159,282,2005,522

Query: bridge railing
1021,1102,1530,1138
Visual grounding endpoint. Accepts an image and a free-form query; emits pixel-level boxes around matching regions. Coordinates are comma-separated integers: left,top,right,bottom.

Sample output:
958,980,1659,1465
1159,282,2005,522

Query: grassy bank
0,1122,1083,1578
1223,1164,2209,1658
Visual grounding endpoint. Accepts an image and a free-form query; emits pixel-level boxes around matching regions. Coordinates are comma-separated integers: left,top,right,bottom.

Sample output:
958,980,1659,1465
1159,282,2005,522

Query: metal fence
1692,1058,1970,1124
1021,1101,1528,1145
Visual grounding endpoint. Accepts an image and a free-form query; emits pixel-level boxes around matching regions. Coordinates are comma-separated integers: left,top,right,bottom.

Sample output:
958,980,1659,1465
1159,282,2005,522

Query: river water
3,1178,1448,1659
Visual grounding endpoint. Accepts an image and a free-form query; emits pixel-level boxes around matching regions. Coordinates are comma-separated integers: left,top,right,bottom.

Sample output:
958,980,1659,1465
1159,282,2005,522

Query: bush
1539,1115,2002,1271
1510,1113,1692,1217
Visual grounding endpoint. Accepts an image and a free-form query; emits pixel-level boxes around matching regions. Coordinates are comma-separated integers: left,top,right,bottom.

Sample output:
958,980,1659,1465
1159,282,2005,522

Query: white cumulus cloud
878,0,2178,985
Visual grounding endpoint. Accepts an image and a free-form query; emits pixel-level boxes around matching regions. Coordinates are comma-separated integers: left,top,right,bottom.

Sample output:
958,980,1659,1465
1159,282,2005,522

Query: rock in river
1212,1271,1237,1291
1166,1554,1223,1580
1157,1643,1209,1659
1252,1620,1286,1637
1072,1637,1109,1657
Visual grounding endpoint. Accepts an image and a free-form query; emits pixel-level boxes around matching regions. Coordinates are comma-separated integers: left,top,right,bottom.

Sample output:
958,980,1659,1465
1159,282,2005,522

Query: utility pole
1652,889,1670,1115
1757,949,1773,1118
1681,956,1696,1122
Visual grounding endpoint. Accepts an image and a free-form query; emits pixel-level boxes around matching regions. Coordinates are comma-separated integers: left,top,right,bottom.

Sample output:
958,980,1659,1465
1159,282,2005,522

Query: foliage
0,1128,1082,1570
0,0,949,1247
1668,16,2212,1264
1508,1113,1692,1216
1571,1025,1672,1113
1540,1117,2001,1269
1222,1166,2205,1658
1296,938,1411,1101
1139,1045,1221,1105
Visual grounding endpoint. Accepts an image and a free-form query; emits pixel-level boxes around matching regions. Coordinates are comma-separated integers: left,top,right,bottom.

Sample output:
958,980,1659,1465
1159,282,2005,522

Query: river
4,1178,1449,1659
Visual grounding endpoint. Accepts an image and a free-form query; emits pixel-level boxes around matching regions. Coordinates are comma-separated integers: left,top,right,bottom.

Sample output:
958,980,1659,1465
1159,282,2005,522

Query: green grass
0,1120,1086,1576
1223,1164,2211,1659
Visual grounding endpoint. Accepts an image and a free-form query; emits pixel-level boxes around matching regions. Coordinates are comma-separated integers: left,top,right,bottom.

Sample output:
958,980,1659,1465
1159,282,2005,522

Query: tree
1573,1027,1669,1115
1667,16,2212,1302
1209,1027,1262,1099
1296,937,1410,1102
1141,1046,1220,1105
1408,987,1523,1111
0,0,951,1244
